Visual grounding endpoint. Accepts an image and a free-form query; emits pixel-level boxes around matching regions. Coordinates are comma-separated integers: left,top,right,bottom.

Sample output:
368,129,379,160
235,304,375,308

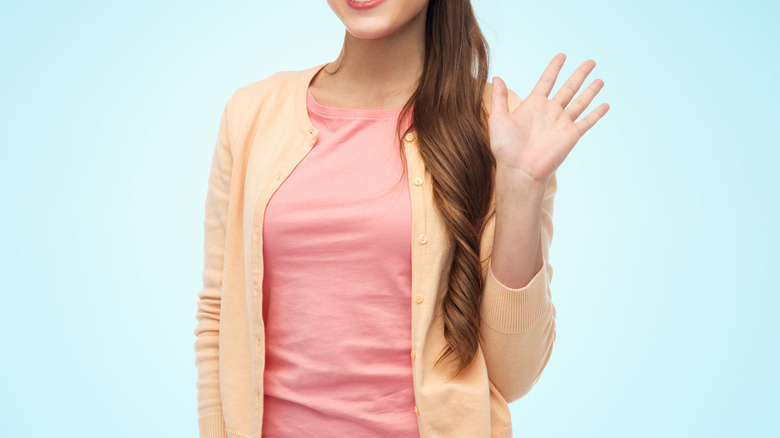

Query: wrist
495,164,548,194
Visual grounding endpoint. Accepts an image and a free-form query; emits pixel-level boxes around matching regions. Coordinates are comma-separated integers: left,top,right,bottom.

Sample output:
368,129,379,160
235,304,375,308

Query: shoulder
225,68,303,115
218,64,318,139
213,65,315,153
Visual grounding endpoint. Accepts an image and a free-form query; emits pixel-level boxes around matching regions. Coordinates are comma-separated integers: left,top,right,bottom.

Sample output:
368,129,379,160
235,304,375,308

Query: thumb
491,76,509,115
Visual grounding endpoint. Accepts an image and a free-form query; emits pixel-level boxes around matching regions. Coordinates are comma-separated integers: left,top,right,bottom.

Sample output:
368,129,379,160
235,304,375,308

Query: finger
565,78,605,122
530,53,566,98
552,59,596,108
491,76,509,115
574,103,610,136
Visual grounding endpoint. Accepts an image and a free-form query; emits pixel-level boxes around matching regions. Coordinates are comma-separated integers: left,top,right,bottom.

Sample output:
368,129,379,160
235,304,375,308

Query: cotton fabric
260,88,417,436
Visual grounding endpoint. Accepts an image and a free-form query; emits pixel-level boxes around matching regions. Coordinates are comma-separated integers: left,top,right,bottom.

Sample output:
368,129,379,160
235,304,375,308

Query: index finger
531,53,566,98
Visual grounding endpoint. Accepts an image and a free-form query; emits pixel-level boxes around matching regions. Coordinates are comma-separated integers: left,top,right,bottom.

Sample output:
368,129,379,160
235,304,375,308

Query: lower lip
346,0,388,10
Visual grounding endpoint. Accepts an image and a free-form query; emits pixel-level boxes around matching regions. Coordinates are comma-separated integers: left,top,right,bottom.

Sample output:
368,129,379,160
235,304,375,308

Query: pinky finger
575,103,610,136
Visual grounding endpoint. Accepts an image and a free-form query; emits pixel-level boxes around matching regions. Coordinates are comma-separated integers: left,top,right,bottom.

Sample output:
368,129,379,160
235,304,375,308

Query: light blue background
1,0,777,436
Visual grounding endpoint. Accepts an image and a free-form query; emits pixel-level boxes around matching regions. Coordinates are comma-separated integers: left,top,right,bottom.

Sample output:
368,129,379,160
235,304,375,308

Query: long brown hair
403,0,495,379
326,0,495,379
414,0,495,380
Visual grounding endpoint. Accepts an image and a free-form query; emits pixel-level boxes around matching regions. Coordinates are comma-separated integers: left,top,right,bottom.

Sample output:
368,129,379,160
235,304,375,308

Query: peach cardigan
193,62,558,438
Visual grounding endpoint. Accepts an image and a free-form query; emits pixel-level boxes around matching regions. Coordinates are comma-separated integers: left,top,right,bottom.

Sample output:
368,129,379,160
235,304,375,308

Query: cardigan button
404,132,415,142
415,294,424,304
417,234,428,244
411,349,416,360
255,339,262,352
414,405,419,416
413,176,423,186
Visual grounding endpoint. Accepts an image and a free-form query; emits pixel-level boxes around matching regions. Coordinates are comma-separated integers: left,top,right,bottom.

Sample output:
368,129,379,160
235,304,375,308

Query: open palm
489,53,610,184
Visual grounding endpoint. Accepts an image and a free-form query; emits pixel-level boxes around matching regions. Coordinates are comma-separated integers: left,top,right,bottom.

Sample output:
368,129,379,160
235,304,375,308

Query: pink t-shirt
261,88,419,436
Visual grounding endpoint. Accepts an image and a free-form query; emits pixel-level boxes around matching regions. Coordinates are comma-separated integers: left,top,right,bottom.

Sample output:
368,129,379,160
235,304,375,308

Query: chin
344,21,396,39
326,0,428,39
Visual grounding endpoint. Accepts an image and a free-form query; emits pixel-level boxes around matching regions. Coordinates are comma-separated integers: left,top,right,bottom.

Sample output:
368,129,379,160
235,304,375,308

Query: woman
193,0,609,437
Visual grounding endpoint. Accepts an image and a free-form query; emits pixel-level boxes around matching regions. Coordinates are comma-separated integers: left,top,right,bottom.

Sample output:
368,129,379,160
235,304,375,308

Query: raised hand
489,53,610,184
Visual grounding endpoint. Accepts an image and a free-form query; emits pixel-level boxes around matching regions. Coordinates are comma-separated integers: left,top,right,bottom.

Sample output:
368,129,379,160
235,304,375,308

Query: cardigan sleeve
192,98,233,438
478,170,557,403
479,84,558,403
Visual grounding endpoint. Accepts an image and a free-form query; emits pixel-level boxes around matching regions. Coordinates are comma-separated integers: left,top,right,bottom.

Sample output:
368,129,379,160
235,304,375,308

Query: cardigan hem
198,411,251,438
491,424,514,438
198,411,227,438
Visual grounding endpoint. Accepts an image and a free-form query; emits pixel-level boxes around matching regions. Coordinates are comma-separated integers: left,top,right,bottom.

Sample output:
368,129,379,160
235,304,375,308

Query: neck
320,11,426,107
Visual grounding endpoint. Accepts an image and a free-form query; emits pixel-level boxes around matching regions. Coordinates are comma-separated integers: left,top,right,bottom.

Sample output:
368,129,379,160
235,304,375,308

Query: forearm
479,168,557,402
490,165,548,289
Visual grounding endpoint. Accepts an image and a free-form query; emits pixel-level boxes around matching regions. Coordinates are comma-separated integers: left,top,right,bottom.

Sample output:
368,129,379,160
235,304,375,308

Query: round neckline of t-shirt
306,87,408,119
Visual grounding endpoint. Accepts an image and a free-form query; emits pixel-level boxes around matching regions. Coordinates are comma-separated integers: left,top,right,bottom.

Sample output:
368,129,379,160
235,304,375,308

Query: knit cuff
198,411,228,438
481,257,551,334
